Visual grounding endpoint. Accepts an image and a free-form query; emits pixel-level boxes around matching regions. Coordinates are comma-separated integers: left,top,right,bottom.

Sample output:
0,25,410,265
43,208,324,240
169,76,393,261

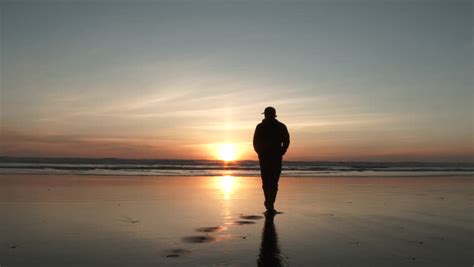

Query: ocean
0,157,472,177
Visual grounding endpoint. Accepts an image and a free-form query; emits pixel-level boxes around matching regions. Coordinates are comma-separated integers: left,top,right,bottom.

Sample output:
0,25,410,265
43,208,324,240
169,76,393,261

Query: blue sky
1,1,472,161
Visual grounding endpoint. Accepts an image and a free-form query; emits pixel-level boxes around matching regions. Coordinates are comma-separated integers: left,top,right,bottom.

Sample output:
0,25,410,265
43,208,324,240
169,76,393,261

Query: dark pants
259,156,282,210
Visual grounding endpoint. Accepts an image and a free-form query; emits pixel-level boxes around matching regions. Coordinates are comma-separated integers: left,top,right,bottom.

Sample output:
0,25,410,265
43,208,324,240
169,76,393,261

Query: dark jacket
253,118,290,158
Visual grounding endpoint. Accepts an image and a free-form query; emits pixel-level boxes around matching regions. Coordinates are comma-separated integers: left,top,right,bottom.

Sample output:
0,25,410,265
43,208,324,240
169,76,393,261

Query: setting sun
217,144,237,161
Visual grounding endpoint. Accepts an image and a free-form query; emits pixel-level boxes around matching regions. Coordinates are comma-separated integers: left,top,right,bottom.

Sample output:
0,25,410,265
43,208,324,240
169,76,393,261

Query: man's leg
259,159,272,210
259,159,270,209
260,157,281,211
267,158,282,211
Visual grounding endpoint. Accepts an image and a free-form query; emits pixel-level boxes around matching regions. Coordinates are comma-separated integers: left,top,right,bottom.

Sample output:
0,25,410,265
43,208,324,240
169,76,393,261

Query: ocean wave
0,157,473,177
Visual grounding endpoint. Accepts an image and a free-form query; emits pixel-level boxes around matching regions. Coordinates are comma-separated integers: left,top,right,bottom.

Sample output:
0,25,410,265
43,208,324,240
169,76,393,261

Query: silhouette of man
253,107,290,213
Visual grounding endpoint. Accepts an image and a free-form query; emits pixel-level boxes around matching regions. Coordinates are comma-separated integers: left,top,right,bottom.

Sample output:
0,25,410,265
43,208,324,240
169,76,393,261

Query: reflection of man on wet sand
253,107,290,214
258,213,285,266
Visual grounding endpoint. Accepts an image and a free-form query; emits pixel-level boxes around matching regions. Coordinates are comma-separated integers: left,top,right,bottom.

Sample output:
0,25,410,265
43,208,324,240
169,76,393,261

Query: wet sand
0,174,472,266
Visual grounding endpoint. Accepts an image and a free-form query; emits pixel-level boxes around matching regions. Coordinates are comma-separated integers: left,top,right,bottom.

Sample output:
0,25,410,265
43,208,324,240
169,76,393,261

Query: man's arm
253,124,262,155
281,124,290,156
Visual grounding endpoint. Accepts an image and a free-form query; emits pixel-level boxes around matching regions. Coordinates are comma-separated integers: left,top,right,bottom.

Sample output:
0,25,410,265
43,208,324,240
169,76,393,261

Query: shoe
264,209,277,216
263,209,283,216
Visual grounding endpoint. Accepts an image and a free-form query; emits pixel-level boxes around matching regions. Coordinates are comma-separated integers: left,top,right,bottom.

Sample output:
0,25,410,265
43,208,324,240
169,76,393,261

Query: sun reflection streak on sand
214,173,241,225
216,174,240,199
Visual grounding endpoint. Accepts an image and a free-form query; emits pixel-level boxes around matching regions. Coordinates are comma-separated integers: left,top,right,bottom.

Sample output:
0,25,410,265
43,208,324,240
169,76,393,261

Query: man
253,107,290,214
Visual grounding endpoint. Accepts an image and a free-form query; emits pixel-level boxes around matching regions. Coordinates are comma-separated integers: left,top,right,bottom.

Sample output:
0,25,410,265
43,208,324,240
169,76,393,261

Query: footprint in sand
233,220,256,225
165,248,191,258
182,235,216,243
239,214,264,220
178,213,263,249
195,226,225,233
230,214,264,224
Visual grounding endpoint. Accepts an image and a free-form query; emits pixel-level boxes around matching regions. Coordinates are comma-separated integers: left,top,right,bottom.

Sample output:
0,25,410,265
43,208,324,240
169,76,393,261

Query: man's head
262,106,277,119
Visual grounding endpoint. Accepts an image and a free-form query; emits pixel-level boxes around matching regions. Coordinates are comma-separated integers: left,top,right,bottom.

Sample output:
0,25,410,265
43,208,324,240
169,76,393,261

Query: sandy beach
0,174,472,266
2,1,472,266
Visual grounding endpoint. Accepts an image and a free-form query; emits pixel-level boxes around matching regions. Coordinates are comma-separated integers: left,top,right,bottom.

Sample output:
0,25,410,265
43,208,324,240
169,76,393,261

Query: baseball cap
262,106,277,117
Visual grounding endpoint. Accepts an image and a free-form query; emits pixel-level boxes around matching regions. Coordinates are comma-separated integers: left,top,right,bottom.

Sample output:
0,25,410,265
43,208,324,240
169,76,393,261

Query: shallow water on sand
0,175,472,266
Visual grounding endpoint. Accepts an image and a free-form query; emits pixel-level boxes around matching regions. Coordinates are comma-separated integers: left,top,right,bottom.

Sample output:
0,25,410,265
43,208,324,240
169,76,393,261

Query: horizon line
0,155,472,164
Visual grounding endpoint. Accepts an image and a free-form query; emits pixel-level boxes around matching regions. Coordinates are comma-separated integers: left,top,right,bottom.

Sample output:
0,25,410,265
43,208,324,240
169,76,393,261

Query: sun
217,143,237,161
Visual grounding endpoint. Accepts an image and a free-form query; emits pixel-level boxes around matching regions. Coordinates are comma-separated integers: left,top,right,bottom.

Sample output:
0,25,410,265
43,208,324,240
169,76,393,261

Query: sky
1,0,472,161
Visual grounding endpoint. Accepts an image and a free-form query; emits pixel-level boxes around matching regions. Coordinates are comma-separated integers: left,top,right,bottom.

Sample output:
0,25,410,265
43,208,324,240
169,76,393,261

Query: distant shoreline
1,156,473,165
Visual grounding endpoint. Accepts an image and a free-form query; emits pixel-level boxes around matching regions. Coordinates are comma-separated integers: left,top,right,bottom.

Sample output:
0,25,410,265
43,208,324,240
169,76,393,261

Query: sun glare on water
216,174,239,199
217,143,237,161
219,175,235,194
